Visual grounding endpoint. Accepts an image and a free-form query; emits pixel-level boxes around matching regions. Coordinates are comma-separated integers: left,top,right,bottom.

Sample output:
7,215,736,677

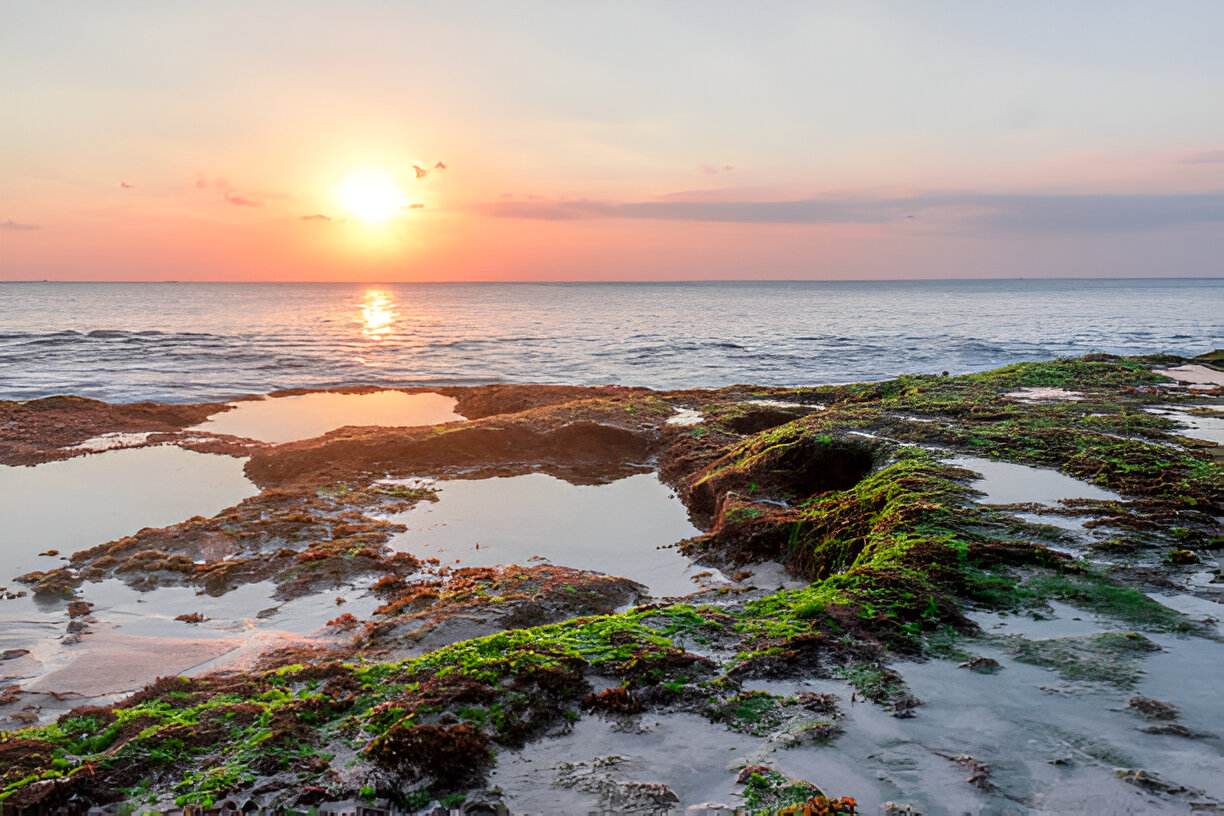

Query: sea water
0,278,1220,402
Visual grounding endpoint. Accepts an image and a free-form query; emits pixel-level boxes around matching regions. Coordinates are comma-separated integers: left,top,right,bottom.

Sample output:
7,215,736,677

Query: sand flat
1154,364,1224,387
25,632,241,697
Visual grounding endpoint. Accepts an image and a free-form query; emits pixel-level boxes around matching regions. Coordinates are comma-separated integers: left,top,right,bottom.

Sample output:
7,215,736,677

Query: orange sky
3,2,1223,281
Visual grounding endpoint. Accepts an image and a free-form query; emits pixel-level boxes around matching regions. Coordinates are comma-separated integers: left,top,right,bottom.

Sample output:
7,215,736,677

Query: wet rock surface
0,357,1221,814
0,396,231,466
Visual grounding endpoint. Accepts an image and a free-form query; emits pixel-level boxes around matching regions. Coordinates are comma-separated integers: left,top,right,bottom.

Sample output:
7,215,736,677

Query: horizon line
3,275,1222,285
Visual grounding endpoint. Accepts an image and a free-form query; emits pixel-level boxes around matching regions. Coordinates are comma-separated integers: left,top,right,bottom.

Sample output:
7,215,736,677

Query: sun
336,172,410,223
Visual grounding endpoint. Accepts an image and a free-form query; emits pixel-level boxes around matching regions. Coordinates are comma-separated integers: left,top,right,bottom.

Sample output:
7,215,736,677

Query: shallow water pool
1149,405,1224,446
0,445,258,581
386,472,717,597
945,454,1121,506
190,390,464,444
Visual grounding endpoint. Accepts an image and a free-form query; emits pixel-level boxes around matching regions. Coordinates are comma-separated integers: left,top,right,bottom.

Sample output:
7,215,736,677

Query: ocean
1,278,1220,403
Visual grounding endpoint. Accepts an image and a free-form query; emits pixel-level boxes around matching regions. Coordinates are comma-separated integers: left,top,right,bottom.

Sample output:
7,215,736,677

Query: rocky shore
1,355,1221,814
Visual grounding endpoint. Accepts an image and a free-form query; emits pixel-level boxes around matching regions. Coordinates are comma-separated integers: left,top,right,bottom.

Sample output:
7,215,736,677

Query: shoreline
1,354,1221,814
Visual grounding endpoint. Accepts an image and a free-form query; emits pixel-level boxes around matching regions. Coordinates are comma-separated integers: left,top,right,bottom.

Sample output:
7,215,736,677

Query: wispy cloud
1,219,41,231
477,192,1224,233
300,213,332,221
700,164,735,174
946,192,1224,233
1181,149,1224,164
195,175,285,208
224,192,262,208
477,198,906,224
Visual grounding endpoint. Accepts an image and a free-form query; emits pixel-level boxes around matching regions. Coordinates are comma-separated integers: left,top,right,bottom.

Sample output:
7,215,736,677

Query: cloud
1181,150,1224,164
943,192,1224,233
120,181,133,189
1,219,41,231
700,164,735,174
300,214,332,221
477,198,903,224
195,175,284,208
224,192,261,207
476,191,1224,233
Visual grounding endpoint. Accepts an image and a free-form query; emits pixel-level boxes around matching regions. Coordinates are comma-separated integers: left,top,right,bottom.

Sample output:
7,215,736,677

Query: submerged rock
1128,695,1179,720
555,756,681,813
956,656,1001,673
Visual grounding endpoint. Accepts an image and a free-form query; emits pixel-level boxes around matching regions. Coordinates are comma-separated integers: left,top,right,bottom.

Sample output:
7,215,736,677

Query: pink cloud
1,219,41,231
195,175,280,208
224,192,261,207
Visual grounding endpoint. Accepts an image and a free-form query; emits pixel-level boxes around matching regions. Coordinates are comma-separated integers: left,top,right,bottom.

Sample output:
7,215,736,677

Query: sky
2,1,1223,281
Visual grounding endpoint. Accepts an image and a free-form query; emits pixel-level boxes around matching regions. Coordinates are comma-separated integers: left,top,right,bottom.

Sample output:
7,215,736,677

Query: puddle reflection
0,446,257,581
387,472,717,598
946,455,1120,506
191,390,464,444
1152,406,1224,445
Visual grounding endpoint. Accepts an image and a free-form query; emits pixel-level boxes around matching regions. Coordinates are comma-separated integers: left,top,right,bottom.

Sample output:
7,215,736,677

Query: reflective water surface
0,445,258,581
1151,405,1224,445
190,390,464,443
945,454,1121,506
387,472,716,598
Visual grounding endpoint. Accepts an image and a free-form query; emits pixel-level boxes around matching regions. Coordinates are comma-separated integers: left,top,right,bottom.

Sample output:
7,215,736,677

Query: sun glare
361,289,396,338
337,173,410,223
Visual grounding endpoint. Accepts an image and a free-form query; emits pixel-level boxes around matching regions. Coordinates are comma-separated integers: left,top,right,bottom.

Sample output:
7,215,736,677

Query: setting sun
336,172,410,222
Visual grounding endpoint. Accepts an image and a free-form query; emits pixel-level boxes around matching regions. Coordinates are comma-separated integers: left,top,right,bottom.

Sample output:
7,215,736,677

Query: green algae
739,766,824,811
1008,631,1161,687
1020,573,1193,632
709,691,787,735
833,665,919,709
711,448,989,661
705,688,843,744
766,358,1218,508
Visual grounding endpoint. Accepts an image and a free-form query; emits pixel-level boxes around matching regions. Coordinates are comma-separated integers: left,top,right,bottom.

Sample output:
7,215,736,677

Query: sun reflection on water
361,289,396,339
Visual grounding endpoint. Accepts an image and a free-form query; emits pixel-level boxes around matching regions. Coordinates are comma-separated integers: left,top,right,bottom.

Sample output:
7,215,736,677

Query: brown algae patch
44,481,436,598
0,396,228,466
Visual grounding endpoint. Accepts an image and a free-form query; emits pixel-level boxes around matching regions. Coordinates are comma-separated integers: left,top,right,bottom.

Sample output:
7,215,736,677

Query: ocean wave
1,280,1220,401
